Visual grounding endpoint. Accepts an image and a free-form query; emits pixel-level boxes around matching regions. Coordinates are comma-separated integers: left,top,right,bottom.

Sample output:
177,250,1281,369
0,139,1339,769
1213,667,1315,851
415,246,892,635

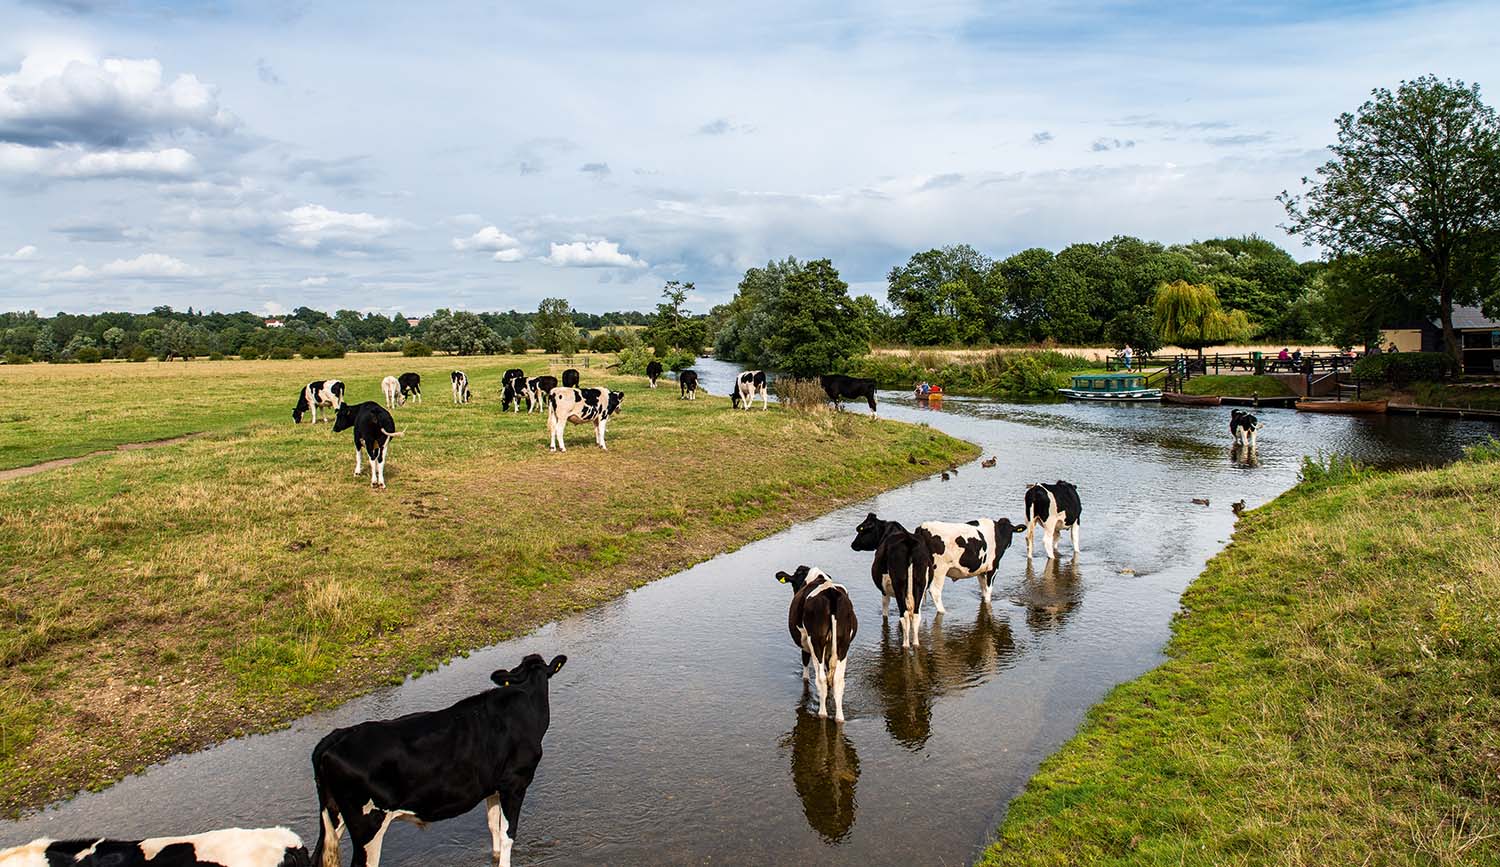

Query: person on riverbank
1121,344,1133,370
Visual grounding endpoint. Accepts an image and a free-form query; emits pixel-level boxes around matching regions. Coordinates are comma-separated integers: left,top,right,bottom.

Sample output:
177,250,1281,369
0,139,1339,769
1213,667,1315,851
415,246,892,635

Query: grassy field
0,354,976,817
1182,374,1295,398
982,449,1500,865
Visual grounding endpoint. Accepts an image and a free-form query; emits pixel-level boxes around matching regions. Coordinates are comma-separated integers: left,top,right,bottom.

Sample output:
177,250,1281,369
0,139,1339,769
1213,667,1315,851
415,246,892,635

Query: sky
2,1,1499,317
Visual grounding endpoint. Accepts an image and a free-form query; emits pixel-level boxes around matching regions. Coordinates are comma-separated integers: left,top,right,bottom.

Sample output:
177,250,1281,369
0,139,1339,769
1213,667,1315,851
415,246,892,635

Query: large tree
886,245,1001,345
763,258,871,376
645,281,708,354
1153,280,1252,359
531,297,579,354
1281,76,1500,363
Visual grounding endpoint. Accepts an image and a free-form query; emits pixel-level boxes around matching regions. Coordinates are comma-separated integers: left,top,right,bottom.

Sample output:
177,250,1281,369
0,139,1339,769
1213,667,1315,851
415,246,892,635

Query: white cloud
1,244,37,260
452,225,525,262
53,252,204,280
2,144,201,179
278,204,400,251
299,275,330,287
543,238,647,269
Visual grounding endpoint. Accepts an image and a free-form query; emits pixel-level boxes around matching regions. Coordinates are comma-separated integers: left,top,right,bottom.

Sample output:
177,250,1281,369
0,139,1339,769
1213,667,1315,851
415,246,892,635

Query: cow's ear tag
502,680,510,687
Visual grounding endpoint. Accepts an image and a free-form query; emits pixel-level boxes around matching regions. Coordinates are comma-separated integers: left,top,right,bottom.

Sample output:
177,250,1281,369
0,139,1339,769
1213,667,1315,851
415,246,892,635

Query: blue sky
1,0,1498,316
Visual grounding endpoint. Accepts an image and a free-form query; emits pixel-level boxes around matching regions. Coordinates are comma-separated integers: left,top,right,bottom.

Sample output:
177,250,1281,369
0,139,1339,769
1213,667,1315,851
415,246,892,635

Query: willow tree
1153,280,1252,359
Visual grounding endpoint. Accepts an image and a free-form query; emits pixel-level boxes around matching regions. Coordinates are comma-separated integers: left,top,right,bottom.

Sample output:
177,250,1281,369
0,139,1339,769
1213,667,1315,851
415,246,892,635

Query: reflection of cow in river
1011,555,1083,631
860,602,1018,750
781,711,860,843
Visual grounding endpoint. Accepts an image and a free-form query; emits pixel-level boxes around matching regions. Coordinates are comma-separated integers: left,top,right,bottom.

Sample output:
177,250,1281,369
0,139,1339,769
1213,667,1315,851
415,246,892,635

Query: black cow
1,828,310,866
775,566,857,722
501,369,527,412
450,370,471,404
1024,480,1082,560
561,368,580,388
332,401,402,489
1230,409,1262,446
819,374,877,415
311,654,567,867
850,514,935,649
646,360,663,388
397,372,422,405
293,380,344,424
678,369,699,400
918,517,1025,611
525,375,558,413
731,370,768,410
547,387,623,451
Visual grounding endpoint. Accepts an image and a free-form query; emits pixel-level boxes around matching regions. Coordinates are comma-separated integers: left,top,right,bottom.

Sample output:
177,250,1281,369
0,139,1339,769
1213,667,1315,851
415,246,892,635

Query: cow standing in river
918,518,1025,612
0,827,311,867
776,566,857,722
1024,480,1082,560
1230,409,1262,447
850,513,935,649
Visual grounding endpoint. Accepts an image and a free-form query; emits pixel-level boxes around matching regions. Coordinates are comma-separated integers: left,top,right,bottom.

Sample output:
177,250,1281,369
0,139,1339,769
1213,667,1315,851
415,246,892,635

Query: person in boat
916,381,931,398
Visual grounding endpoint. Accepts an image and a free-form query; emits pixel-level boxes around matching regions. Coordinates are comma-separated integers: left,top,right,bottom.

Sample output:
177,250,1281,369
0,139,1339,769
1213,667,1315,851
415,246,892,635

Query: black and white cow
501,369,527,412
547,387,624,452
646,360,663,388
311,654,567,867
819,374,878,415
1230,409,1262,446
917,517,1025,612
775,566,857,722
1023,480,1082,560
678,369,699,400
850,514,935,649
450,370,471,404
332,402,402,489
0,828,309,867
397,372,422,405
561,368,580,388
292,380,344,424
525,375,558,413
732,370,768,410
380,376,402,409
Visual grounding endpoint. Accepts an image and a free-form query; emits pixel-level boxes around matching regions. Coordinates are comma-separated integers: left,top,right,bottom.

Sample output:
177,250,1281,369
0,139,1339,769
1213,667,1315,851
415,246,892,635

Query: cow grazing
451,370,471,404
732,370,768,410
561,368,580,388
775,566,857,722
501,369,527,412
1024,480,1082,560
0,828,310,867
380,376,401,409
397,372,421,405
1230,409,1262,446
819,374,878,415
311,654,567,867
646,360,663,388
917,518,1026,612
678,369,699,400
525,375,558,413
547,387,623,452
292,380,345,424
332,402,402,489
850,513,934,648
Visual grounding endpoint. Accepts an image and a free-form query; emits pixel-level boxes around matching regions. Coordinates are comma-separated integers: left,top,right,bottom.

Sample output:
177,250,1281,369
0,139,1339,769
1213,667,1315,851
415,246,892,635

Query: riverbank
0,355,976,817
845,349,1098,398
1181,374,1295,398
982,445,1500,865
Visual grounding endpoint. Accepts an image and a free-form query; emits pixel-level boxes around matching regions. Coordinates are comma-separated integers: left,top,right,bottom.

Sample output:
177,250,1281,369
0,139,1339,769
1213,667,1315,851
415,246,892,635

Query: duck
1231,499,1247,516
941,472,951,481
981,457,997,468
1191,497,1210,506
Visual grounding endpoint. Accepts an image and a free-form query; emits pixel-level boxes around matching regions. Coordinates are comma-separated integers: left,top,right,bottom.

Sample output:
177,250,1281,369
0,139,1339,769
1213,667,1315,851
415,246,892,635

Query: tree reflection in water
782,710,860,843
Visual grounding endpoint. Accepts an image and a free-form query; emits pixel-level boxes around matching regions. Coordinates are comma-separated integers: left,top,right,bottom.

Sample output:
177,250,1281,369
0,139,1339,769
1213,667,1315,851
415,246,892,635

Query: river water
4,358,1494,865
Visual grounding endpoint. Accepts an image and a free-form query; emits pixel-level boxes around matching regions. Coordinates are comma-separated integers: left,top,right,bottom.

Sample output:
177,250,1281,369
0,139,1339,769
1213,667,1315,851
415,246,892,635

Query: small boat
914,385,944,402
1162,392,1222,406
1058,373,1162,402
1294,399,1388,414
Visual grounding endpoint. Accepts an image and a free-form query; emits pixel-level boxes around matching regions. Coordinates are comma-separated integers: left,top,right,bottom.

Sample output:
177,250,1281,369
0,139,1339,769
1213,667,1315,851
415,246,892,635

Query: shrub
268,347,295,360
510,335,529,354
75,347,103,363
616,345,694,375
3,352,32,365
238,346,262,360
208,351,225,361
590,331,626,352
403,341,433,358
1299,452,1370,486
1463,437,1500,463
128,345,151,362
1352,351,1457,386
772,377,829,412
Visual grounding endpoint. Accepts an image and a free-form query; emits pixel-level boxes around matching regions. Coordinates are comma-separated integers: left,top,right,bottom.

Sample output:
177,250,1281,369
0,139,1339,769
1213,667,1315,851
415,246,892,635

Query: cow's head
292,388,309,424
490,654,567,688
993,518,1025,557
331,403,358,432
775,565,817,593
607,390,624,415
851,512,889,551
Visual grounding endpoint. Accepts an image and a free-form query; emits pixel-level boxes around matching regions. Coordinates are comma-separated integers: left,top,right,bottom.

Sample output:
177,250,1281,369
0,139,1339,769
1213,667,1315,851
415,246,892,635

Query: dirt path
0,434,205,483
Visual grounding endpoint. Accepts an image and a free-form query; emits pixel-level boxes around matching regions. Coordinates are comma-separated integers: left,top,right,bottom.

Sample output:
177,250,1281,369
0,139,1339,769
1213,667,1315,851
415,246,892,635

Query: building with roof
1381,304,1500,374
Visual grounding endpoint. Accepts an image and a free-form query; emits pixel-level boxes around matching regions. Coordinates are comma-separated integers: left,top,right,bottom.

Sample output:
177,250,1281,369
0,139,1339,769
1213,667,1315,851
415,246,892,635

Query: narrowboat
1057,373,1162,402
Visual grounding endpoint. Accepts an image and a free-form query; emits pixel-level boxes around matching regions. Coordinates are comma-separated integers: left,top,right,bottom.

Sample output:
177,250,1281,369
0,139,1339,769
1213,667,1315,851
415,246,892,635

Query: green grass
1181,374,1295,398
845,349,1103,398
982,451,1500,866
0,353,976,816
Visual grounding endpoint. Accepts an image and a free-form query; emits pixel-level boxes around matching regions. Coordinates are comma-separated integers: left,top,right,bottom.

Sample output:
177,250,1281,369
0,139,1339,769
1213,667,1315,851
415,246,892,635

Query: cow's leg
1024,518,1035,558
494,778,529,867
812,655,829,718
316,799,344,867
930,574,947,614
831,656,847,722
760,387,768,410
801,649,811,683
1071,522,1080,555
353,446,363,476
374,449,385,489
359,809,400,867
486,793,508,867
979,571,993,603
596,418,607,450
1044,517,1060,560
881,590,889,619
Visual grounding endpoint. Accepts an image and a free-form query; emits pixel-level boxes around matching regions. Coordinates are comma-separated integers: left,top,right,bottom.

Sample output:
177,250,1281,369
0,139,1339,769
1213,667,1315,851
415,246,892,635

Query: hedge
1351,351,1458,386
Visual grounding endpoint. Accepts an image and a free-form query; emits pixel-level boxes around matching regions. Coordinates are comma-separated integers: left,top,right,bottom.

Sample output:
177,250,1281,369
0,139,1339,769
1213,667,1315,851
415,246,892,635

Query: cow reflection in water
1013,555,1083,631
782,711,861,843
862,603,1018,750
1231,442,1261,467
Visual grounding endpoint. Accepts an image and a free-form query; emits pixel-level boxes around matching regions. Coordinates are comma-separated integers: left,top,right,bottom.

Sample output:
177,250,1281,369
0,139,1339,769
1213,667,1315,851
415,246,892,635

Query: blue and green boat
1057,372,1162,401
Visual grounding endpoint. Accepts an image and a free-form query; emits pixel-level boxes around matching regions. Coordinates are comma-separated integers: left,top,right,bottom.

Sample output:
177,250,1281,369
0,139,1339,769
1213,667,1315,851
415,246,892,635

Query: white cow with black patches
1024,480,1082,560
547,386,624,452
0,827,309,866
918,517,1026,612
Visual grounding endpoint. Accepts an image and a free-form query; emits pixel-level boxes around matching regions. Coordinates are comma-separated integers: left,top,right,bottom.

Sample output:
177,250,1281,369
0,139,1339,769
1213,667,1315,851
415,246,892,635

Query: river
3,356,1494,865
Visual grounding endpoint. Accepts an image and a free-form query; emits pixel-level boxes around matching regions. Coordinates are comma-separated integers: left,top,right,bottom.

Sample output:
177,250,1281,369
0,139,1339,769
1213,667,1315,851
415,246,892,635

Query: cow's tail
311,750,342,867
381,429,404,438
826,611,839,679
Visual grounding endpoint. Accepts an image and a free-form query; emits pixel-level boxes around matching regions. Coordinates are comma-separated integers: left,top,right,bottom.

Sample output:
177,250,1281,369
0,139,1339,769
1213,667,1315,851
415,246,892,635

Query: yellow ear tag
502,680,510,687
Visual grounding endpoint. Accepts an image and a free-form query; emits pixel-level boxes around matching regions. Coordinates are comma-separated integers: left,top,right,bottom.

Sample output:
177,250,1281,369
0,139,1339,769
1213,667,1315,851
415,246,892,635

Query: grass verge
1181,374,1295,398
845,349,1102,398
982,449,1500,865
0,354,976,817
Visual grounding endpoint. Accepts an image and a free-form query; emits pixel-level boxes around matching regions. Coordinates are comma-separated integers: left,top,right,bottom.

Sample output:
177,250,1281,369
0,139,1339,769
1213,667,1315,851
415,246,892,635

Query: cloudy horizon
2,0,1499,317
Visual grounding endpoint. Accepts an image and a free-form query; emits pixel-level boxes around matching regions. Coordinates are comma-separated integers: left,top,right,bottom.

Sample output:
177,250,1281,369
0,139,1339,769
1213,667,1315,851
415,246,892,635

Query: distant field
0,354,976,816
869,344,1344,364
